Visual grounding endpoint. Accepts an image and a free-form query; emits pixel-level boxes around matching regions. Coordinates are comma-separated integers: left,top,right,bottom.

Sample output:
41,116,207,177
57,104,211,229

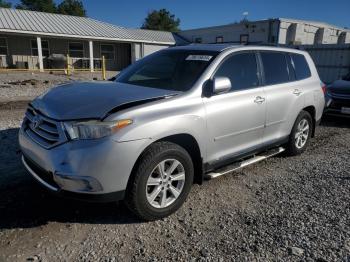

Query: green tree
0,0,12,8
16,0,57,13
57,0,86,17
141,9,180,32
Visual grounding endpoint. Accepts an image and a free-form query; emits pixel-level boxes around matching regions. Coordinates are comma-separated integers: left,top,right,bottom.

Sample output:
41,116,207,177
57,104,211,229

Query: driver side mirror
203,77,232,97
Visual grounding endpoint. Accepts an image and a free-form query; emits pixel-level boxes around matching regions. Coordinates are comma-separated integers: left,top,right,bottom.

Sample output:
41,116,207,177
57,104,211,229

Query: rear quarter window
290,53,311,80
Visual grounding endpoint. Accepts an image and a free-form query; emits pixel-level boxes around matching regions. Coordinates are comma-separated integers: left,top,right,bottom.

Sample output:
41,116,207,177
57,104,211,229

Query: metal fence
296,44,350,83
0,55,107,80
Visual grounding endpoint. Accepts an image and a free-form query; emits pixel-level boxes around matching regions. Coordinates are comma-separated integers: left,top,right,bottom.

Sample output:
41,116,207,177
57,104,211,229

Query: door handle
293,89,302,96
254,96,265,104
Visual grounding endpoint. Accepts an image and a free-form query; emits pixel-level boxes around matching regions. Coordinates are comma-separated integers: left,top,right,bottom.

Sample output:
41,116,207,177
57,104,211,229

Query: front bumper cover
22,154,125,202
19,126,150,200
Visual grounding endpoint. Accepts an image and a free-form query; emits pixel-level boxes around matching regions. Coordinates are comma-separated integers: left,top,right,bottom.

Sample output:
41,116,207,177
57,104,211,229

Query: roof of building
279,18,350,32
181,18,350,33
0,8,185,45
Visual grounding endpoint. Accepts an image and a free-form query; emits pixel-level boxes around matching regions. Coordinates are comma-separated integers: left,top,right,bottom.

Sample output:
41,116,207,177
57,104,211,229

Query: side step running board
205,147,285,179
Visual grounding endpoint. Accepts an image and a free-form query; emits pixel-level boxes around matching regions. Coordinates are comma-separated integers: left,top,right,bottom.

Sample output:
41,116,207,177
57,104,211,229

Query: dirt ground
0,104,349,261
0,71,117,103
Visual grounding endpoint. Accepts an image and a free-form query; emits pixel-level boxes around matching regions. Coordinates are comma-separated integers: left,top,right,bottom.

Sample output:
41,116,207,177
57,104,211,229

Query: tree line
0,0,181,32
0,0,86,17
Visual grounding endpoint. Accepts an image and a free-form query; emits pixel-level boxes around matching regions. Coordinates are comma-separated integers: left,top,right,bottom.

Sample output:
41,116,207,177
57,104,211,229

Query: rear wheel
286,110,313,156
125,142,194,221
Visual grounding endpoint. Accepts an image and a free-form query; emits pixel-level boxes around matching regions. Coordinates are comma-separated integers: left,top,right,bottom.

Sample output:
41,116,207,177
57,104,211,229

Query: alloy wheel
295,118,310,149
146,159,186,208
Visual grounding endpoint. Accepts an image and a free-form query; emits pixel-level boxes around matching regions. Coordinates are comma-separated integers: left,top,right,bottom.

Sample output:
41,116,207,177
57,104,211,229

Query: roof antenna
242,11,249,21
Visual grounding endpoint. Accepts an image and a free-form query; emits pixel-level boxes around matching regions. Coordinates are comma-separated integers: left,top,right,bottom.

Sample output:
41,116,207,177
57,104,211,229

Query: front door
203,52,266,165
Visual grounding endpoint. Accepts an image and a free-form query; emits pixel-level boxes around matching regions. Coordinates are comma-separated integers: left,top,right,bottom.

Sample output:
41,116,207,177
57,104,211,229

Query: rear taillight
321,83,327,95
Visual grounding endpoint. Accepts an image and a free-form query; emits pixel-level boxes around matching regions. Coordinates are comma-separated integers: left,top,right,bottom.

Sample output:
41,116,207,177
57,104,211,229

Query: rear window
260,52,290,85
290,53,311,80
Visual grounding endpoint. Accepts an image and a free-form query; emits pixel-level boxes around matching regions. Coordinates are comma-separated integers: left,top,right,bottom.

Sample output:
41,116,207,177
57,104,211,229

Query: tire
286,110,313,156
125,141,194,221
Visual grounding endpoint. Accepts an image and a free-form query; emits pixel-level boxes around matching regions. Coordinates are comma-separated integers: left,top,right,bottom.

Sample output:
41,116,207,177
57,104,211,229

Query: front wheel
125,142,194,221
286,110,313,156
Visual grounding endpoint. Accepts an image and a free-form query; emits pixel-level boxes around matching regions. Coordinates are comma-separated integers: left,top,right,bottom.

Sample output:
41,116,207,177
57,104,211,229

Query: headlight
64,119,133,140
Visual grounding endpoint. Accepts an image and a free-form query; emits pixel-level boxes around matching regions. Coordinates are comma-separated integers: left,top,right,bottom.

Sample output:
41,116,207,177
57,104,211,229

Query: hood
31,81,179,120
328,80,350,95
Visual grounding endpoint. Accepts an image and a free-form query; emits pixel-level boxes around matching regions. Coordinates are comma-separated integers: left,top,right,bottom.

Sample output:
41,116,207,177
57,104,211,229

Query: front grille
23,105,67,149
23,154,59,188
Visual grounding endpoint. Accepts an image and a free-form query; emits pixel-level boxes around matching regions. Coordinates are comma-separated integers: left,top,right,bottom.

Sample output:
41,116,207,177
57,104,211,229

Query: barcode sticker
186,55,212,61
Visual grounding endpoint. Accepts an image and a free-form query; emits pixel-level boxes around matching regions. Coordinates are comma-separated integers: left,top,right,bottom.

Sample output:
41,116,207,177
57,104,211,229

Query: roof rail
202,41,279,46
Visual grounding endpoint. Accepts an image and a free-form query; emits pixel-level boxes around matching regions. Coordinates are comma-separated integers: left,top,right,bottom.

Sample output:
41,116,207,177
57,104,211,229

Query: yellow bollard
102,55,106,80
66,54,70,76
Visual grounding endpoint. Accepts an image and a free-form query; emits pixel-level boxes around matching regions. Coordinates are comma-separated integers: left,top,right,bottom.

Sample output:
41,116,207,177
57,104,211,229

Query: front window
69,42,84,58
214,52,259,91
216,36,224,43
240,34,249,44
0,38,8,55
194,37,202,43
31,40,50,57
101,44,115,59
117,50,218,91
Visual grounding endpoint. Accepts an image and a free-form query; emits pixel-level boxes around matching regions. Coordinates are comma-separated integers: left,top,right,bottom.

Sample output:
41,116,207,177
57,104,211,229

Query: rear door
204,51,266,164
259,51,305,144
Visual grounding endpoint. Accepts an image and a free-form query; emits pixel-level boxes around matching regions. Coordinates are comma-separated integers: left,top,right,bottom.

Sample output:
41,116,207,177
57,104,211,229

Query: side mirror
203,76,232,97
203,77,232,97
212,77,232,94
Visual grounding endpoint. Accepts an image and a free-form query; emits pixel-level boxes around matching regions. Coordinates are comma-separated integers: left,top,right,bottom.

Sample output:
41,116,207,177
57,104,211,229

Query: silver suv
19,44,325,220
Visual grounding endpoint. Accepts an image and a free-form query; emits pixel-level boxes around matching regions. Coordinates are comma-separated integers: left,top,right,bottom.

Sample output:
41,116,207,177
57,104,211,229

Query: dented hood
31,81,179,120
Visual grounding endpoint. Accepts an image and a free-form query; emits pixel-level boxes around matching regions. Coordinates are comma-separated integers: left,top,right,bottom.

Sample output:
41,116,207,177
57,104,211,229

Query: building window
100,44,115,59
194,37,202,43
240,34,249,44
31,40,50,56
216,36,224,43
69,42,84,57
0,38,8,55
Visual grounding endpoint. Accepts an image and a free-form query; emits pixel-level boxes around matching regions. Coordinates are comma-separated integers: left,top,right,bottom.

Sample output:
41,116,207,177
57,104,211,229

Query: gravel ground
0,71,117,102
0,107,349,261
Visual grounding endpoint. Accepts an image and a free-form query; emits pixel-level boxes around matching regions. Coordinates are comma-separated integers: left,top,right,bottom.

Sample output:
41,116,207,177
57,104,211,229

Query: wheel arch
302,105,316,137
127,133,204,194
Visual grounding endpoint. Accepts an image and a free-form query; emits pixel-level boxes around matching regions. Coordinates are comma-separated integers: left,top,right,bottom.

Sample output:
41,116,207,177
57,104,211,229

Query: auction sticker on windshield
186,55,213,61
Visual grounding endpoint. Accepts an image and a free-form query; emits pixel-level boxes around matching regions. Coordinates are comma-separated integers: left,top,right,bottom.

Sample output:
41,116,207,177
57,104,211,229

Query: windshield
116,49,218,91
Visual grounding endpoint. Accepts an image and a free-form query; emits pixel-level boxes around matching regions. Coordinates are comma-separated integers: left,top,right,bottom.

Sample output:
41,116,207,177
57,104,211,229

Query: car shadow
0,128,142,230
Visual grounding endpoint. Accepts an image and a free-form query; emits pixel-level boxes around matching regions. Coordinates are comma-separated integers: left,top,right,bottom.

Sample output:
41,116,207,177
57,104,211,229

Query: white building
178,18,350,46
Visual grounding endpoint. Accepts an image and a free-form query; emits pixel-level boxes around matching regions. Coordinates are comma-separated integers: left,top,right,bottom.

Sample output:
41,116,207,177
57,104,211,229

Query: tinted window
261,52,290,85
117,50,217,91
290,54,311,80
214,52,259,91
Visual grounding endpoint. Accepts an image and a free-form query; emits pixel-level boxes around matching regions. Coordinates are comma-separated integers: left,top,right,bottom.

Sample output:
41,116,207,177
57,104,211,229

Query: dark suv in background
324,72,350,117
